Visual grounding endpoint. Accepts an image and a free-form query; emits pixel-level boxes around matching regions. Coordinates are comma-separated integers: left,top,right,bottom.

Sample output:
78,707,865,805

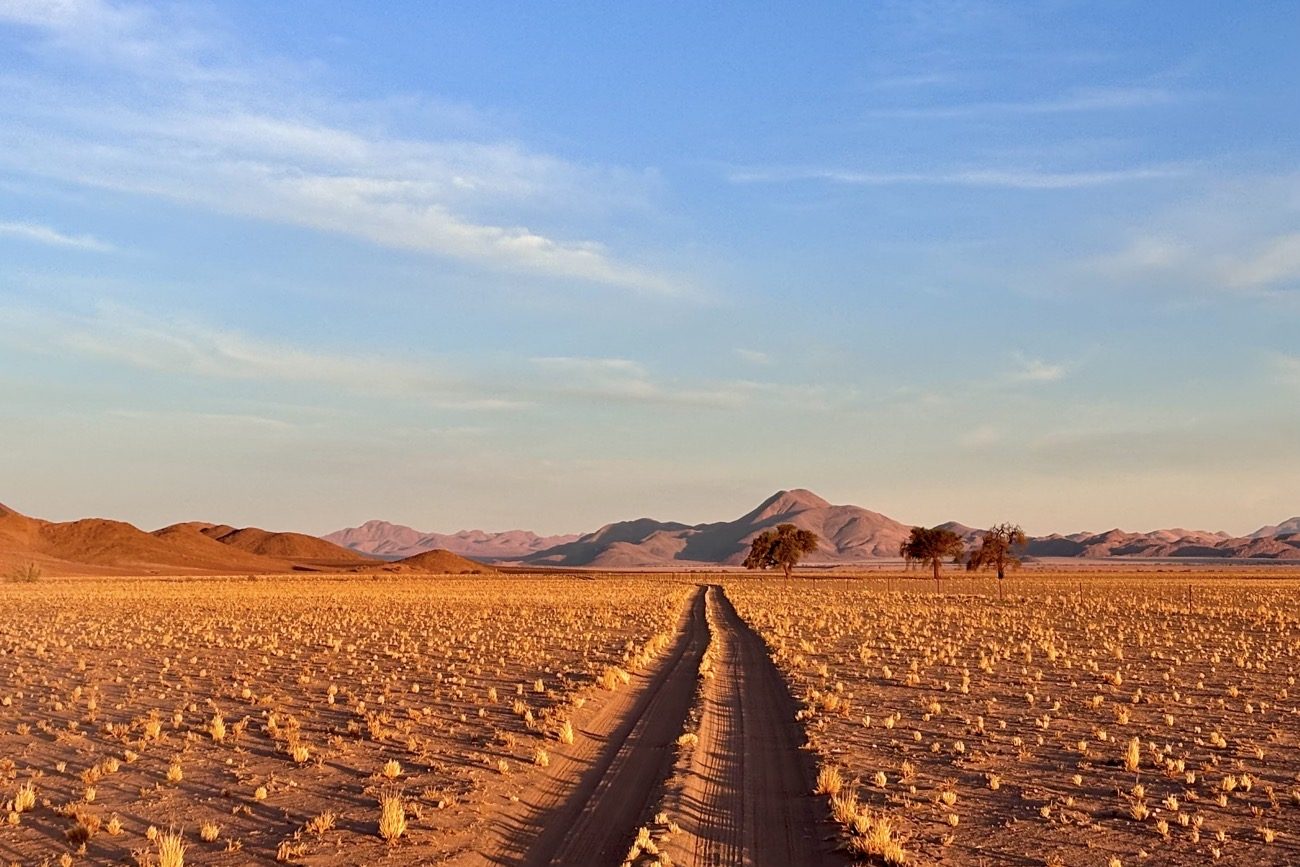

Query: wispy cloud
1277,354,1300,388
734,348,771,365
0,303,516,408
1224,232,1300,289
957,424,1001,449
1072,173,1300,300
868,85,1182,119
2,303,834,414
730,164,1186,190
1094,228,1300,297
0,220,114,251
106,408,296,431
1010,353,1067,383
530,355,745,408
0,0,679,294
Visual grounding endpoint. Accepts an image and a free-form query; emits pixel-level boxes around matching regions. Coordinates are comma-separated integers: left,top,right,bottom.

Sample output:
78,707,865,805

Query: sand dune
1,502,374,575
378,549,499,574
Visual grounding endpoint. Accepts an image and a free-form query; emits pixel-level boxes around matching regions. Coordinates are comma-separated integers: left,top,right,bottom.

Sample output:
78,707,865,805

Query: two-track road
466,584,842,867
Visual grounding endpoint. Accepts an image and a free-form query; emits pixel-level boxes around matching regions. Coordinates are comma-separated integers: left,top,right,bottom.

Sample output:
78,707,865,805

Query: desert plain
2,568,1299,867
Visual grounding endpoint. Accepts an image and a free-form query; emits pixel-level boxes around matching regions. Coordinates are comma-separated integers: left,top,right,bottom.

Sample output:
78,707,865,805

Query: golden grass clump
208,711,225,743
306,811,336,836
378,789,406,844
156,828,186,867
850,809,907,865
558,719,575,745
13,782,36,813
814,765,844,796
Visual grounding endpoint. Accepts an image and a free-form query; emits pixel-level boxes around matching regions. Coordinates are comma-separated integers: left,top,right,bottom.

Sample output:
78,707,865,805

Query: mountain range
5,490,1298,576
0,502,489,576
327,489,1300,567
323,520,578,561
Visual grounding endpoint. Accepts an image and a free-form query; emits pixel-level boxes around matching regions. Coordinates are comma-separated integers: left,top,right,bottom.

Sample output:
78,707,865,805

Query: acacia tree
743,523,820,578
966,522,1027,600
899,526,965,592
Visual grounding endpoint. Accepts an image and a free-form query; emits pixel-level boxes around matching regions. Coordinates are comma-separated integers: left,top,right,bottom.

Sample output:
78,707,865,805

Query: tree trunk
783,562,792,579
932,558,940,592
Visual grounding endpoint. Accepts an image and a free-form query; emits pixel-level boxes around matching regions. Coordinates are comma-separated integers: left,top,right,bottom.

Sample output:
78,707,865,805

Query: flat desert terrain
2,571,1298,866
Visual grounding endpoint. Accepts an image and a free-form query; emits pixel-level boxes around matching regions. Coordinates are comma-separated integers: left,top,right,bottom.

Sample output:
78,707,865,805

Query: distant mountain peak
1251,517,1300,539
750,488,832,518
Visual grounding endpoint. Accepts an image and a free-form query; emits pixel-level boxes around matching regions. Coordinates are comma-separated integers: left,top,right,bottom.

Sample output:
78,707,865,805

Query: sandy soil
725,571,1300,867
8,569,1298,866
0,576,691,865
654,586,841,867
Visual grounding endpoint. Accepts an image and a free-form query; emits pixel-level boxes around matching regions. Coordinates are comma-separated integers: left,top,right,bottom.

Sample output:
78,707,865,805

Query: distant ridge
372,549,499,574
1,502,375,575
324,519,579,561
521,488,914,568
5,493,1298,575
333,489,1300,567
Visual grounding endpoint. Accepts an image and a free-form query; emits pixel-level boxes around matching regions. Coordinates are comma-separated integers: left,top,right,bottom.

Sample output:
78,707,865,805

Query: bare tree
966,522,1027,600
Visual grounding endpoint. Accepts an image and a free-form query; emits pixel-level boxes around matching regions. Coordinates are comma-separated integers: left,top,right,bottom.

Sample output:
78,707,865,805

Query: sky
1,1,1298,537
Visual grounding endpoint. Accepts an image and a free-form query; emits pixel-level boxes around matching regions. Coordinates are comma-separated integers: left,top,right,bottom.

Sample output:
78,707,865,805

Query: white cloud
1095,229,1300,297
1225,232,1300,289
0,303,513,408
1010,353,1066,383
0,220,114,251
0,1,679,294
730,164,1185,190
1083,174,1300,298
734,348,771,365
1277,354,1300,388
868,86,1181,119
3,304,831,413
105,408,296,431
957,424,1001,449
530,355,743,408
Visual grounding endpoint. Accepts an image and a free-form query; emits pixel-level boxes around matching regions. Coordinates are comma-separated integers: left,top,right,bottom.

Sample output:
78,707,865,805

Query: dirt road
658,586,842,867
470,584,841,867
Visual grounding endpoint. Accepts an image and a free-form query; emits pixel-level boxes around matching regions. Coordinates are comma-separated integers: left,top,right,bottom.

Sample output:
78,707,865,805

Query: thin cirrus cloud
729,164,1187,191
0,0,679,295
0,303,508,407
1277,354,1300,387
2,304,806,413
1093,229,1300,297
0,220,115,252
529,356,747,408
1010,353,1067,383
1224,232,1300,290
866,85,1184,119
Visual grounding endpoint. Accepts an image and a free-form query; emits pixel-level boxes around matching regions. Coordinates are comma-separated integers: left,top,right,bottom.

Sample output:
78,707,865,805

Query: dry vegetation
0,575,690,864
726,572,1300,866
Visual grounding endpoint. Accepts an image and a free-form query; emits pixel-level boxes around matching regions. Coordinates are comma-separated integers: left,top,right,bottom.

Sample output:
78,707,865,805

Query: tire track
472,585,710,867
470,583,840,867
664,585,842,867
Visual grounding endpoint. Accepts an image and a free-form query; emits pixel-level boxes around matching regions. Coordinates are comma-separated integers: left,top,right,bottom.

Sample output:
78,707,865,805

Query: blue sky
1,1,1298,536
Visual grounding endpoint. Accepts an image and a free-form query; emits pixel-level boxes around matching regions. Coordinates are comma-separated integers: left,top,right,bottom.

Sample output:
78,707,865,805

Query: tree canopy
967,522,1027,597
899,526,965,590
743,523,820,578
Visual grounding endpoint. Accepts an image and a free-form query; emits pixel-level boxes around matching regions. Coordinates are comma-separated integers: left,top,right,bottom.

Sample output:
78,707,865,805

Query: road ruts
473,584,710,867
468,583,841,867
665,585,843,867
